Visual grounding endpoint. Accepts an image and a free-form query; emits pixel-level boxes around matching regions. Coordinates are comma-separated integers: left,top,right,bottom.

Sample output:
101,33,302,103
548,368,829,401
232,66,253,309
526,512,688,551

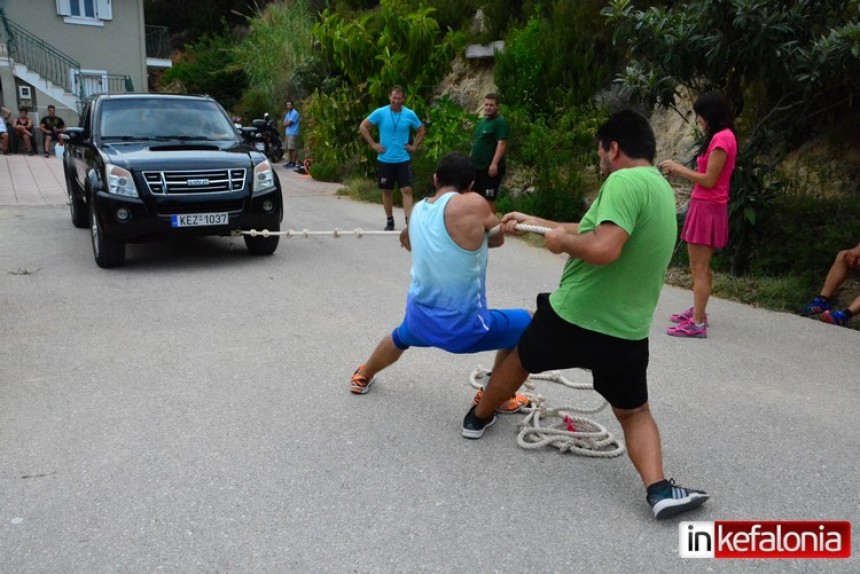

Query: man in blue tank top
350,152,531,415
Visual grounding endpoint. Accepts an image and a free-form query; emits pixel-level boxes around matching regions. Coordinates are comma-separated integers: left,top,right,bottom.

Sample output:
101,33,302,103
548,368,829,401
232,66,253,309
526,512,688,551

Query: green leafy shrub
499,105,606,221
494,1,618,118
302,0,458,185
232,0,315,114
161,25,246,111
744,193,860,279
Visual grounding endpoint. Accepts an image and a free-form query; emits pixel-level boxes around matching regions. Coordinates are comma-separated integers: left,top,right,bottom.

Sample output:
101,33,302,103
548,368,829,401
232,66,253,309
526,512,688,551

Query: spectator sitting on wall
39,105,66,158
13,107,35,155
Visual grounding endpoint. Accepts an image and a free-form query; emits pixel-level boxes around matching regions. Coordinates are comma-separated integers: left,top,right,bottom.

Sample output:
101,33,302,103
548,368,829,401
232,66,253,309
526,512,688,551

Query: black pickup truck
63,93,283,268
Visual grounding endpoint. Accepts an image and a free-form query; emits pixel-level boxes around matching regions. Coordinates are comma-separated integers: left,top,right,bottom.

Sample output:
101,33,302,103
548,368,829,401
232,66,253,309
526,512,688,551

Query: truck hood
100,141,260,170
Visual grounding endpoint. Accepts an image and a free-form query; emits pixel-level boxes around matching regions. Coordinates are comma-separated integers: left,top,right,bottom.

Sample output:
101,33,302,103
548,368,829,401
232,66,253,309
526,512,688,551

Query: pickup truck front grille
143,169,246,195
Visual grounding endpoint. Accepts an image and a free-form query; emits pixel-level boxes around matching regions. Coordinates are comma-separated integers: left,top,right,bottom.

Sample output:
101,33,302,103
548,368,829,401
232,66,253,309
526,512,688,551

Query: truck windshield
99,99,238,142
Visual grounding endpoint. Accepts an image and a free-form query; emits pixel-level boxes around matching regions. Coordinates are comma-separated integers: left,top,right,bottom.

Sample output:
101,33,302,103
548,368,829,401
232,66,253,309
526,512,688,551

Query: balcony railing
146,25,171,59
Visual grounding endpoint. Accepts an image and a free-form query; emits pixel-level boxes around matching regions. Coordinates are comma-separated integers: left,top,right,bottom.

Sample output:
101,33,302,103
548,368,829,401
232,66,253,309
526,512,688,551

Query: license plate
254,142,266,151
170,213,228,227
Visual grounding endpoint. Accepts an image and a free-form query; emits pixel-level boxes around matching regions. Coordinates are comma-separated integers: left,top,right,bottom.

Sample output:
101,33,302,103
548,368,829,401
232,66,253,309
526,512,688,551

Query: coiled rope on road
234,223,551,239
469,366,625,458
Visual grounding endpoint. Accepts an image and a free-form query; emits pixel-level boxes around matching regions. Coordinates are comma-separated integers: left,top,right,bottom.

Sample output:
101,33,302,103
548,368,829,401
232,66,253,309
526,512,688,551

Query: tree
144,0,276,44
602,0,859,147
231,0,316,119
602,0,860,273
161,26,246,112
303,0,458,181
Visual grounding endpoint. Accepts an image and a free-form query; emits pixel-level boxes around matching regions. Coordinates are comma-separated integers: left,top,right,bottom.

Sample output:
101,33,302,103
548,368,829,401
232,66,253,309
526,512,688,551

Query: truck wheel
67,173,88,229
90,198,126,268
244,227,280,255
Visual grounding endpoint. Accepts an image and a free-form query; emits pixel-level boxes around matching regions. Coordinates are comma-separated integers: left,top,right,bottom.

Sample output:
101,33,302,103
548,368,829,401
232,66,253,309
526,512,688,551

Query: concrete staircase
0,42,78,111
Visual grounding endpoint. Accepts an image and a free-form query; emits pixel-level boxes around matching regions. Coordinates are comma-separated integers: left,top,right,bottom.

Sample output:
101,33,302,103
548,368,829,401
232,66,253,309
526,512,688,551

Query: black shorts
473,165,505,200
377,161,413,190
518,293,649,410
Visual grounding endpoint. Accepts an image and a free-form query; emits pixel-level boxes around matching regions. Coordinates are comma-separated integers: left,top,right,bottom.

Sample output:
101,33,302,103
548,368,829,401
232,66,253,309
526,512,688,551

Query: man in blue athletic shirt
350,152,531,415
359,85,426,231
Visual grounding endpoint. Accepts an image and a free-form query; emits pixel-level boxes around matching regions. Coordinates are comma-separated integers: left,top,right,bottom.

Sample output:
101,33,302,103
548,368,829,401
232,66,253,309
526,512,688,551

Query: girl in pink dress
659,92,737,338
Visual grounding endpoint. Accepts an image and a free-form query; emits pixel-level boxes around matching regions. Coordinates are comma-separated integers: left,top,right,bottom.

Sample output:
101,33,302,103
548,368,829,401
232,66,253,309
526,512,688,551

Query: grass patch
339,176,414,208
338,176,380,202
666,266,818,313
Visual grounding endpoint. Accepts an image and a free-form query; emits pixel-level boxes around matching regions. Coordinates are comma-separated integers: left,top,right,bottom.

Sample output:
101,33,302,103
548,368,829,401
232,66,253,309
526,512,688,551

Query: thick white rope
469,366,625,458
234,223,551,239
234,228,399,238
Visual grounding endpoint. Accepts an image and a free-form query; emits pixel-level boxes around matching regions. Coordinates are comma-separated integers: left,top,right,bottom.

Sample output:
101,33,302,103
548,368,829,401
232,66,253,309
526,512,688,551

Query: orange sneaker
472,388,530,414
350,364,375,394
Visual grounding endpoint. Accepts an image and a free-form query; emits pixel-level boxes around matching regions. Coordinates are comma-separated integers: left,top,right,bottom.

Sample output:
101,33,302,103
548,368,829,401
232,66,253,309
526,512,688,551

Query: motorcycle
250,112,284,162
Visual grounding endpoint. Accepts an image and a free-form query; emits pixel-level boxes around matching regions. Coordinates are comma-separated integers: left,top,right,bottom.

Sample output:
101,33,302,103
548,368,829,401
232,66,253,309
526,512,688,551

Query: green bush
499,105,606,222
232,0,315,115
309,160,341,183
742,193,860,279
494,1,618,118
161,25,246,111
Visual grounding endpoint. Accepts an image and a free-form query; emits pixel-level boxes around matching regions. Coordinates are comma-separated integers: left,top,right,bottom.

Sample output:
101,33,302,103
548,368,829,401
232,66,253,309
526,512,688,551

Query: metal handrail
0,15,134,113
0,15,81,95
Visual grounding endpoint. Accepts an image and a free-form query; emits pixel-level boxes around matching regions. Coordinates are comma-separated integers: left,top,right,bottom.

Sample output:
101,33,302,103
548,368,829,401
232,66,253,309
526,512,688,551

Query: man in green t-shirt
469,93,508,212
462,110,709,520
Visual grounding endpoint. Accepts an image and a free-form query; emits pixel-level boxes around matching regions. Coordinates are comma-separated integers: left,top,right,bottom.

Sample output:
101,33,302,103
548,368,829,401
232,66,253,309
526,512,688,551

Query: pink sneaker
669,307,708,325
666,320,707,338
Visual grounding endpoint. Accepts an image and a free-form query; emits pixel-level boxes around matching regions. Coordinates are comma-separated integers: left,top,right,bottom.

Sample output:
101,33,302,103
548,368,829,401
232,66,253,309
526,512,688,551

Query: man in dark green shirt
39,105,65,158
469,93,508,212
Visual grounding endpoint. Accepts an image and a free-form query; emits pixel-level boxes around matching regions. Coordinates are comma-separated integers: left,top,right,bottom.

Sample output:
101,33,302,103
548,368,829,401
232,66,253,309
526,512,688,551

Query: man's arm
399,227,411,251
39,120,49,134
488,140,507,177
544,222,628,265
484,206,504,249
359,118,384,153
444,192,503,250
405,124,425,153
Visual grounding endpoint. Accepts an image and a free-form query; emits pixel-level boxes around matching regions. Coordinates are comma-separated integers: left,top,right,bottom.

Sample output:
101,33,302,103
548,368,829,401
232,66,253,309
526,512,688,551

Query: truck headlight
253,160,275,193
106,164,139,198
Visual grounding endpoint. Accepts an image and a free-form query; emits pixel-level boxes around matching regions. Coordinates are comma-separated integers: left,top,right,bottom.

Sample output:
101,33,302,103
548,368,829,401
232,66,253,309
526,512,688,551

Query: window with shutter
60,0,113,25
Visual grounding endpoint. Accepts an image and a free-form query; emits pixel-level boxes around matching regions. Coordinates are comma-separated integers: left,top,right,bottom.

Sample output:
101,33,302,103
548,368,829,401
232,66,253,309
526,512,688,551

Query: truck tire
244,226,280,255
90,197,126,268
67,172,88,229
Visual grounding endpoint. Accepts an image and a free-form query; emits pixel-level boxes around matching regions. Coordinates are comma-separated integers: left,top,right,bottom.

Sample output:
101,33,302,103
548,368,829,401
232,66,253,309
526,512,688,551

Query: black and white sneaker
647,479,709,519
462,406,496,439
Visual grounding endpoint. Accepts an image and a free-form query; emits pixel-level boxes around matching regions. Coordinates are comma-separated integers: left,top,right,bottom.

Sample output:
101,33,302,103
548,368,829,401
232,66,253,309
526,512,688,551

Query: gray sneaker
647,479,709,519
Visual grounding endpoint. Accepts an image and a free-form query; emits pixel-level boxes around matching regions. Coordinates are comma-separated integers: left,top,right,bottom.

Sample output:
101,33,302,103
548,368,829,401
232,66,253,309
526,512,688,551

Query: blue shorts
392,309,531,354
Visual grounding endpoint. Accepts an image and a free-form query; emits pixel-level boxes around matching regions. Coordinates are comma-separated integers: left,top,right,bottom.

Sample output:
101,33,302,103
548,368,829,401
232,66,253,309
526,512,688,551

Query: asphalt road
1,166,858,573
